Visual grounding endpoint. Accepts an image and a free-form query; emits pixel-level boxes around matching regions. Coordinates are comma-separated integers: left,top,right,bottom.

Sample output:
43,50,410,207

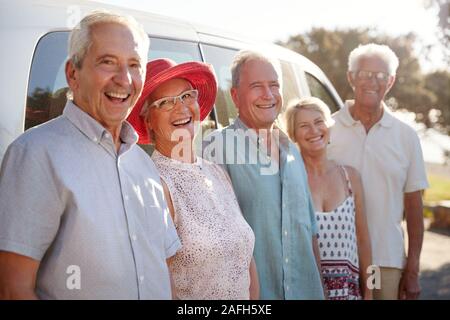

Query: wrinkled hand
398,270,421,300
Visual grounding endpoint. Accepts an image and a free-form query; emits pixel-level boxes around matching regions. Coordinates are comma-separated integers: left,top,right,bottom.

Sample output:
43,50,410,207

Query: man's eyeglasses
354,70,390,82
149,89,199,112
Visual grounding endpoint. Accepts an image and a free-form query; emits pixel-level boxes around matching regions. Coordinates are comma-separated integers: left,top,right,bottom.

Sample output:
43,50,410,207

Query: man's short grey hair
68,10,150,69
348,43,399,76
230,49,282,88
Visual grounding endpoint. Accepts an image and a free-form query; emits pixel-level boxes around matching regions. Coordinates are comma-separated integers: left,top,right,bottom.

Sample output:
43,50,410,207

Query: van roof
1,0,200,41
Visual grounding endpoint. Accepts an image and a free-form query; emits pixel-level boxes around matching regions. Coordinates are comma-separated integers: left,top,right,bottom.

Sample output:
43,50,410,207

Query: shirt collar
232,116,249,131
337,100,394,128
63,100,138,146
121,121,139,145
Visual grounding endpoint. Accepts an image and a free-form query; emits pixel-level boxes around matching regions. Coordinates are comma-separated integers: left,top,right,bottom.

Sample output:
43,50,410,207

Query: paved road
419,164,450,299
401,219,450,300
419,225,450,300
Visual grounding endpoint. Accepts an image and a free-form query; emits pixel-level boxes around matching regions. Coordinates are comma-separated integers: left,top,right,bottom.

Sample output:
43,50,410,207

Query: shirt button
140,275,145,282
285,258,289,264
132,235,137,241
93,137,98,142
284,230,288,236
124,195,129,201
105,133,110,139
286,285,290,291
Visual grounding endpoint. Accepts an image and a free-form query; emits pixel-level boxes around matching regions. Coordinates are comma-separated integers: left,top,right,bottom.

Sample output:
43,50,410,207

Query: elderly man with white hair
327,43,428,300
0,11,180,299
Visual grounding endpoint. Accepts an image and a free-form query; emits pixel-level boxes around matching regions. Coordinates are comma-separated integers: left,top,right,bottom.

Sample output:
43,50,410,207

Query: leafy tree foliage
425,70,450,133
278,28,449,134
425,0,449,65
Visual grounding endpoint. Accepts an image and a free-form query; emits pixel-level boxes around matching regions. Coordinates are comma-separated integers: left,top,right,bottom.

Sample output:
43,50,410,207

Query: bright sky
95,0,445,71
93,0,448,162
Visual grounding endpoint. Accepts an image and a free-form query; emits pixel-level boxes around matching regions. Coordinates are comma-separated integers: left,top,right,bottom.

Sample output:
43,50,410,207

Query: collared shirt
202,117,324,300
328,100,428,269
0,101,181,299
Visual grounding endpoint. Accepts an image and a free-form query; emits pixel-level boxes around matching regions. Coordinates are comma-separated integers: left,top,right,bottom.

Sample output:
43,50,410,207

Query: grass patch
424,174,450,203
423,206,434,219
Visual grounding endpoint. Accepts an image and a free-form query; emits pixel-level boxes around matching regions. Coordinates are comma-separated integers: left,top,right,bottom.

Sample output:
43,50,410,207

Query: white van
0,0,343,162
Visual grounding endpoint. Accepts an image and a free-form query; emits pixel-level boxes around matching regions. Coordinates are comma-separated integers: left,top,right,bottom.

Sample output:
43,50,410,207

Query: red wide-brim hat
127,58,218,144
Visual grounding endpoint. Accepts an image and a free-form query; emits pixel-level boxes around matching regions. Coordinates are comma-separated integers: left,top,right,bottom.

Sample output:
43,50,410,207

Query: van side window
26,32,69,130
200,44,238,128
25,33,205,132
147,37,201,63
279,61,300,112
304,72,340,113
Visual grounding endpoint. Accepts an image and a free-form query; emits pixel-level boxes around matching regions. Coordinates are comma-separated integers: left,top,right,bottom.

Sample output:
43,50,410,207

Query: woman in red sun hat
127,58,258,300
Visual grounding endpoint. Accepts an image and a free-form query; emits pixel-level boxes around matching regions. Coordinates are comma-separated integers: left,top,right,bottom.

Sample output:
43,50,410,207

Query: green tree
378,33,438,128
278,28,447,131
278,28,370,102
425,70,450,134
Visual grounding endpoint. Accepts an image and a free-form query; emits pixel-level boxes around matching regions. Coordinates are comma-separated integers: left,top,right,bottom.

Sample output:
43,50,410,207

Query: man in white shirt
328,43,428,300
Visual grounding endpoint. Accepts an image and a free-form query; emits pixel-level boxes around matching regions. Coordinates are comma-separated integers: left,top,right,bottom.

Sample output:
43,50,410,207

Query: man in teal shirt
203,50,324,299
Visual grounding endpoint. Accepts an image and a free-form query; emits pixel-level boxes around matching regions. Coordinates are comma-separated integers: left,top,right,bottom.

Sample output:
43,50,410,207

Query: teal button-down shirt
202,117,324,300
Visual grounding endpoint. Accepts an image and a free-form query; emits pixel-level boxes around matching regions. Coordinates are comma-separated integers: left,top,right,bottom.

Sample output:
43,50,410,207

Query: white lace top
152,150,255,300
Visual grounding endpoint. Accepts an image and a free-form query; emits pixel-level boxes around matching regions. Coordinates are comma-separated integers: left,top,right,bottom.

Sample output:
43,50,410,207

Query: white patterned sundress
315,166,362,300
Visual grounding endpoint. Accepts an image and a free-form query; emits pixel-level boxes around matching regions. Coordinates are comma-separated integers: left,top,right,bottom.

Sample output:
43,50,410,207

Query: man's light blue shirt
0,101,181,299
202,117,324,299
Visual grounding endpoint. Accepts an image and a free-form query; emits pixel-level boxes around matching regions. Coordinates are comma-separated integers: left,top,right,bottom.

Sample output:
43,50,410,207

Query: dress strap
340,166,353,196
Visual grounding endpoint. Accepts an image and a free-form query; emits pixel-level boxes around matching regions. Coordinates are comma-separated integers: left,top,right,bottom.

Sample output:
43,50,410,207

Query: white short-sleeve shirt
328,100,428,269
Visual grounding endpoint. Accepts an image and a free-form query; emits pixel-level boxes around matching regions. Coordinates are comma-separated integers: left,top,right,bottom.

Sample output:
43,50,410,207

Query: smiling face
146,78,200,152
231,59,282,130
348,56,395,111
66,22,146,134
294,108,329,155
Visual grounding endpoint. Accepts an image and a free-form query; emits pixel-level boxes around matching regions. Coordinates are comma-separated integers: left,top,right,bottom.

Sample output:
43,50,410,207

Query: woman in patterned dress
127,58,258,300
284,97,372,300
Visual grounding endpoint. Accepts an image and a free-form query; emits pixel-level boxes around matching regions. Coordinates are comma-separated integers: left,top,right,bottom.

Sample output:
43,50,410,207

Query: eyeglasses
354,70,390,82
149,89,199,112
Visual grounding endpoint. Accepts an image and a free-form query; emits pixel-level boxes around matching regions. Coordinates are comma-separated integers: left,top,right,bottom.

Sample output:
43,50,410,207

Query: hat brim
127,61,217,145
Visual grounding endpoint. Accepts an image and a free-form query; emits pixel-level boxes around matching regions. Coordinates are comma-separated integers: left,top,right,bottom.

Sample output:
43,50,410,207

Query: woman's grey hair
284,96,334,142
230,49,282,88
68,10,149,69
348,43,399,76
